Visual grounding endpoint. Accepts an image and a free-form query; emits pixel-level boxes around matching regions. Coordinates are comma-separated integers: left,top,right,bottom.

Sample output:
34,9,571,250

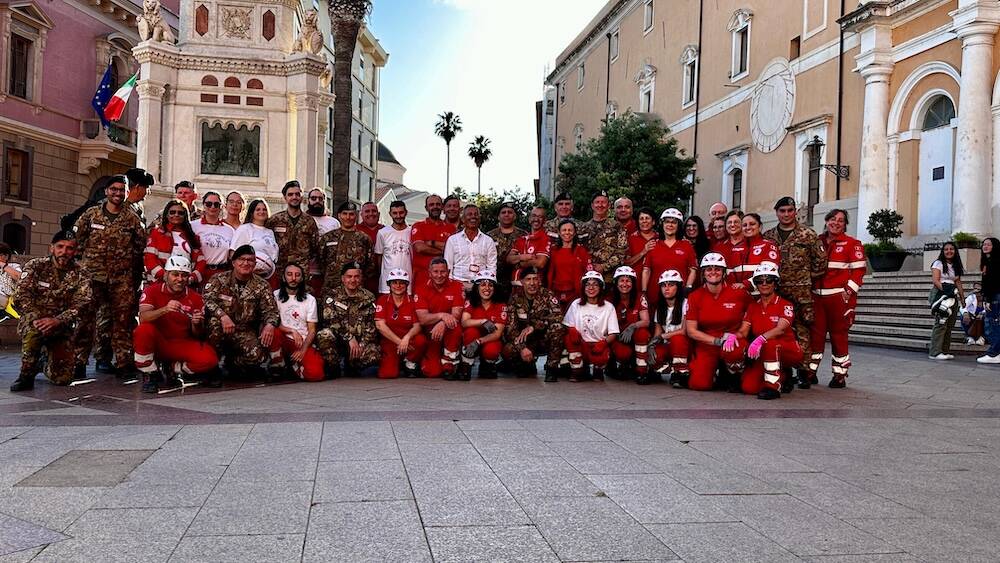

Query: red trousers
689,338,747,391
270,334,325,381
809,292,855,377
133,323,219,376
741,339,803,394
421,325,462,377
612,328,650,373
564,327,611,369
462,327,502,361
379,333,428,378
651,334,691,373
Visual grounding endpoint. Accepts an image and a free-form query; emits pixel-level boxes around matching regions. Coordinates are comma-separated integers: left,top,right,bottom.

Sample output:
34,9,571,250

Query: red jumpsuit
462,302,508,364
723,236,781,289
809,233,866,380
413,279,465,377
144,227,208,286
547,245,591,310
410,219,453,289
686,284,750,391
651,301,691,375
611,296,651,374
374,294,428,378
741,296,803,394
643,240,697,306
134,283,218,377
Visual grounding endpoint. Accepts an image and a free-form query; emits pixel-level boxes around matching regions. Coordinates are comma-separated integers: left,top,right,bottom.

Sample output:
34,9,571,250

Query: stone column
953,22,998,235
856,65,893,243
135,80,165,181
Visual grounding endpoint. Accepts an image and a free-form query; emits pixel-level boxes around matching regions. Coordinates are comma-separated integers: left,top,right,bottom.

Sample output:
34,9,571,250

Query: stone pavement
1,346,999,562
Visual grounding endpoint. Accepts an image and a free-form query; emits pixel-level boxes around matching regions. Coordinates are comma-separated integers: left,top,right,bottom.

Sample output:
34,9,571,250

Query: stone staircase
850,270,986,354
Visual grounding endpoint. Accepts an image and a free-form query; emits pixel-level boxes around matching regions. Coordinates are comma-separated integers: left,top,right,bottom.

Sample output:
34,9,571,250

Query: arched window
201,75,218,87
922,95,955,131
224,77,241,88
247,79,263,89
0,213,30,254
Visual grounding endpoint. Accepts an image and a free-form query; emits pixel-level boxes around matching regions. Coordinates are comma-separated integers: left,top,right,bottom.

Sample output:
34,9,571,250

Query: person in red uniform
374,269,427,378
145,199,208,287
548,219,591,311
626,208,660,268
709,217,727,252
508,206,551,285
410,195,452,290
737,213,782,293
563,271,620,381
685,252,751,391
614,197,637,235
458,270,507,380
718,210,749,287
358,202,385,244
809,209,866,388
608,266,651,380
739,262,803,400
414,257,465,379
134,256,220,393
642,208,697,307
649,270,690,387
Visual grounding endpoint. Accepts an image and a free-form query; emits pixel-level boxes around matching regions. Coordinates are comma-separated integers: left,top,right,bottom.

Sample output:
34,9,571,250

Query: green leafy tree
452,186,548,232
555,112,696,214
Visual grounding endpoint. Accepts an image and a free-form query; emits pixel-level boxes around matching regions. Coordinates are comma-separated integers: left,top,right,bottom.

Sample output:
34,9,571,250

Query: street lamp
806,135,850,180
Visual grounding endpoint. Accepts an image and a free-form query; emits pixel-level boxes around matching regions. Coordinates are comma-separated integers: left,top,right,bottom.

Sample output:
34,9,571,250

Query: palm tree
434,111,462,195
328,0,373,209
467,136,492,196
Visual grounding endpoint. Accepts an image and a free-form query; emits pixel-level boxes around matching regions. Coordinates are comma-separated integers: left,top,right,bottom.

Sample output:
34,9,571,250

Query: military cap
51,230,76,244
774,196,797,210
125,168,154,187
554,192,572,203
338,201,359,213
341,261,363,275
519,266,541,278
498,201,517,212
231,244,256,260
591,190,609,203
107,175,128,187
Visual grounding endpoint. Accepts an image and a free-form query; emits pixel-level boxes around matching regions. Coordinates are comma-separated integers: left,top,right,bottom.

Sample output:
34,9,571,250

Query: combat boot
568,367,586,382
592,366,605,381
757,388,780,400
141,370,163,394
9,375,34,392
95,359,115,374
543,365,559,382
829,375,847,389
796,369,812,389
456,362,472,381
517,361,536,378
402,362,419,378
478,362,497,379
201,367,223,388
606,361,621,380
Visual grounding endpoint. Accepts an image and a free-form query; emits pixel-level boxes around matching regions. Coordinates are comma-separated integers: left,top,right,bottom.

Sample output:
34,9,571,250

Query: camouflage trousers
779,285,815,360
93,287,140,363
314,328,380,371
207,317,270,368
74,279,138,369
502,325,567,370
19,324,77,385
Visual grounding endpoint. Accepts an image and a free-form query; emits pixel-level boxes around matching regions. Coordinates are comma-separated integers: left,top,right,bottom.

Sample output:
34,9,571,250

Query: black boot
544,365,559,382
402,362,419,378
517,361,536,378
9,375,34,392
478,362,498,379
592,366,605,381
779,368,795,394
324,363,342,380
757,387,780,400
829,375,847,389
457,362,472,381
606,361,621,380
95,359,115,374
796,369,812,389
141,370,162,394
201,367,223,388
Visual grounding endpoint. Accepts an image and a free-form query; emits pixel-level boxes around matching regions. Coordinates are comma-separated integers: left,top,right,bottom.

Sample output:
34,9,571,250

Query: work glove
747,335,767,360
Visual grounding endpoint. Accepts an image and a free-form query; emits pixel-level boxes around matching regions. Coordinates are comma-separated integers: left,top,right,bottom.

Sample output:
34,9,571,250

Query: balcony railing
81,120,137,148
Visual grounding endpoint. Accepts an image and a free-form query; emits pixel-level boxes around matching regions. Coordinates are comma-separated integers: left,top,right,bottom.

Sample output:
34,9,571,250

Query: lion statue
292,9,324,55
137,0,175,44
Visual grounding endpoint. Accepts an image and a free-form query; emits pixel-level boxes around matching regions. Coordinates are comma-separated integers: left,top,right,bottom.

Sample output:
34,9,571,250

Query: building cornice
546,0,635,84
133,43,328,76
840,0,951,31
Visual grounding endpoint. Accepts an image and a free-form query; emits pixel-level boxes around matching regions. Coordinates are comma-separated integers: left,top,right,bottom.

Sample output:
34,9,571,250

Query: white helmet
613,266,637,280
700,252,727,269
660,208,684,222
164,255,191,272
474,269,497,283
658,269,684,285
386,269,410,283
751,261,780,281
581,270,605,286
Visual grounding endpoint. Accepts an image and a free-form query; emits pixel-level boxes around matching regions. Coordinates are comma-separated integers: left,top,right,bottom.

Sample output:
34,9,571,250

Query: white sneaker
929,354,950,360
977,354,1000,364
967,337,976,345
943,354,955,360
977,337,987,346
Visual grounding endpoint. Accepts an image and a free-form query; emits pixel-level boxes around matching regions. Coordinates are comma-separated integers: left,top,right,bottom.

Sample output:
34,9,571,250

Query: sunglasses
756,277,777,285
204,201,222,208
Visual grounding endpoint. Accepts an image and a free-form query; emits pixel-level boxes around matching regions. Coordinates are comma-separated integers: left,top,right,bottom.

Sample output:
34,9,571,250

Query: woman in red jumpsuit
145,200,208,287
649,269,691,387
642,208,697,308
374,269,428,379
626,208,660,268
460,270,507,380
738,262,803,400
709,217,727,252
608,266,651,380
547,219,591,312
738,213,781,294
685,252,750,391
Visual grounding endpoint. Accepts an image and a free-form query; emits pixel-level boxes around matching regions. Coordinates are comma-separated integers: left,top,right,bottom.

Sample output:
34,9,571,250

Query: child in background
963,282,986,346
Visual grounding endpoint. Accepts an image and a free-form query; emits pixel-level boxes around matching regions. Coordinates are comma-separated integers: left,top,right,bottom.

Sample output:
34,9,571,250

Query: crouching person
609,266,651,381
738,262,803,400
204,244,280,379
502,266,566,381
685,253,750,392
374,269,427,378
458,270,507,380
647,270,690,387
135,256,220,392
563,271,620,382
272,263,325,381
315,262,380,377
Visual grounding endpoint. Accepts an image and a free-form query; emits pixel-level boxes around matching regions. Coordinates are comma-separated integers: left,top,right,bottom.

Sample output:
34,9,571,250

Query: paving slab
588,474,737,524
847,517,999,562
187,480,312,536
303,500,431,562
313,460,412,503
647,522,801,563
168,534,305,563
93,479,217,509
491,455,603,499
425,525,560,563
547,439,660,475
319,421,399,461
0,513,67,556
16,450,154,488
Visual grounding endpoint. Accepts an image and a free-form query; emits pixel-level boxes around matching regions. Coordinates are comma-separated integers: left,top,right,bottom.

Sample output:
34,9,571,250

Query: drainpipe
835,0,846,200
692,0,705,206
605,32,612,111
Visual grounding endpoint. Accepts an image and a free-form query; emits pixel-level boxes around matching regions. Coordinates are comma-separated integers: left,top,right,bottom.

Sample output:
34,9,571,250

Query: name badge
38,281,50,288
274,227,287,233
220,295,232,303
91,224,106,230
326,241,338,247
335,301,348,310
518,312,528,319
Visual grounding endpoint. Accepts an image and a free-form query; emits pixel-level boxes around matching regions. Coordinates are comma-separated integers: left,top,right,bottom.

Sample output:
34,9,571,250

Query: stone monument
133,1,333,212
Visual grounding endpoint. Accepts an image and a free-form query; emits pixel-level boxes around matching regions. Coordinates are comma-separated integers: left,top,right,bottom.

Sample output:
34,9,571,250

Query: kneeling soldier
502,266,566,381
315,262,380,376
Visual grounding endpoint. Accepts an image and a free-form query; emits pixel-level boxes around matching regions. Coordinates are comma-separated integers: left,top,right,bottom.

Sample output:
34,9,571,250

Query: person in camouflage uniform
72,175,147,379
10,231,93,391
318,201,374,297
265,180,318,279
544,192,587,244
203,245,281,376
580,191,628,285
486,202,526,301
762,197,827,389
502,266,566,381
315,262,380,376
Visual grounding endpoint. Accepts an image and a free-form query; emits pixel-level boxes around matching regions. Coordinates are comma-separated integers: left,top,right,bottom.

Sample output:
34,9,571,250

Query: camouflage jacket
266,211,318,273
321,286,378,344
505,287,564,335
14,256,92,328
318,228,374,291
580,218,628,281
203,271,280,330
762,224,828,289
73,203,146,285
487,226,526,282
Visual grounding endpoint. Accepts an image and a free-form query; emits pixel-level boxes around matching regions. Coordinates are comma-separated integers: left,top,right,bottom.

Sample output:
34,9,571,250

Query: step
854,314,965,329
868,271,981,280
849,323,974,343
848,333,985,355
855,300,934,310
859,289,933,299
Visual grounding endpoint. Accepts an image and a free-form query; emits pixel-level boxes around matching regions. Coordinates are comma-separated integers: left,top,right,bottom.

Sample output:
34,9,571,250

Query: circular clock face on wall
750,58,796,153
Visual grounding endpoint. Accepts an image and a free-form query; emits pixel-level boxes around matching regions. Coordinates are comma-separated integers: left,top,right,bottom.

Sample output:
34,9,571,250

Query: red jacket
144,226,207,285
815,233,866,294
723,236,781,286
548,245,592,294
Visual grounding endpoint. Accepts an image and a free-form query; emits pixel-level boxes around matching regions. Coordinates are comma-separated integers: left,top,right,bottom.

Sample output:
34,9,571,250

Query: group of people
7,170,867,401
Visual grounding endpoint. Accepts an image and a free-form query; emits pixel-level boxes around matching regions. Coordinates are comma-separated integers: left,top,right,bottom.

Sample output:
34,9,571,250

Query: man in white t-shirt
271,263,325,381
374,200,412,294
306,188,339,294
191,191,236,280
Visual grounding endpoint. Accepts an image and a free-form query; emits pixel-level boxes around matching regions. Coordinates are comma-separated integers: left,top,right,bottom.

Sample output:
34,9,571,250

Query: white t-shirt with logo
313,215,341,237
231,223,279,275
192,220,235,265
562,300,620,343
274,290,318,340
374,224,412,293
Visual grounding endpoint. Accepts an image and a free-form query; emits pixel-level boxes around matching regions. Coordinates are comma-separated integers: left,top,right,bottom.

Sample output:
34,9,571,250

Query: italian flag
103,72,138,122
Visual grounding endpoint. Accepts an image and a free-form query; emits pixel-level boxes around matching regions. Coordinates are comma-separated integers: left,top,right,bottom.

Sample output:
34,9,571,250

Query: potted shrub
952,231,980,249
865,209,908,272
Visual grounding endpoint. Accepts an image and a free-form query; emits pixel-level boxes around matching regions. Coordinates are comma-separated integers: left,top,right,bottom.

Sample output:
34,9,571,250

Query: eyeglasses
167,210,187,216
204,201,222,208
756,277,777,285
107,187,126,193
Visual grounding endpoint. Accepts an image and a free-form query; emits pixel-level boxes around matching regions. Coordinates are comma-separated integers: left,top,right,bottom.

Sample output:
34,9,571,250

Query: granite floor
1,345,998,562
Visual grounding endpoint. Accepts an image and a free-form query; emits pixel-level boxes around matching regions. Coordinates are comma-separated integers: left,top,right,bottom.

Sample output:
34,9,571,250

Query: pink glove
721,333,739,353
747,335,767,359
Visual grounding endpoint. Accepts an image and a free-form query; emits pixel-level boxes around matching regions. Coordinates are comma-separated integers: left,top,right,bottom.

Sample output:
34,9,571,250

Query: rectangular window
807,141,822,225
733,25,750,78
3,146,31,203
357,132,363,159
789,36,801,61
359,57,366,84
610,29,620,62
356,169,362,200
731,169,743,210
559,83,566,105
368,177,374,200
643,0,654,33
682,59,697,106
8,34,31,100
328,108,334,143
640,87,653,113
326,151,333,187
577,64,585,90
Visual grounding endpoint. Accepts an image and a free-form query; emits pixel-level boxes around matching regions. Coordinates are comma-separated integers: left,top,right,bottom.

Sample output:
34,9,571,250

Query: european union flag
91,63,114,128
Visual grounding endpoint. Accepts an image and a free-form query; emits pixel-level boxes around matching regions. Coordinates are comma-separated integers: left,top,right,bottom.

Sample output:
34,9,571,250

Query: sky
368,0,606,198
